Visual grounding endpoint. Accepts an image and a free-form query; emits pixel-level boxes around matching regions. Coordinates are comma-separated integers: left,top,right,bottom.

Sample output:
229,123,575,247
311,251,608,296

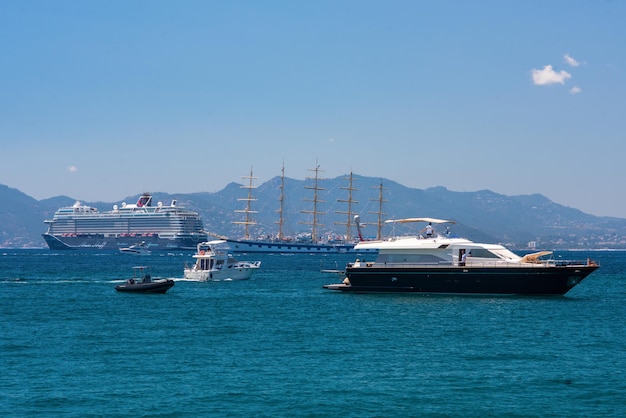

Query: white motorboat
119,241,152,255
184,240,261,281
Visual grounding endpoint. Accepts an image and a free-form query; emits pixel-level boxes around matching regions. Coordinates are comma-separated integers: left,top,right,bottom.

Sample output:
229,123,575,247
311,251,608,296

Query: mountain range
1,175,625,249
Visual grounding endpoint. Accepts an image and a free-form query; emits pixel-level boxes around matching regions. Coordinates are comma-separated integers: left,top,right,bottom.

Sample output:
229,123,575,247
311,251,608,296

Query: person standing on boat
460,250,467,266
425,222,433,238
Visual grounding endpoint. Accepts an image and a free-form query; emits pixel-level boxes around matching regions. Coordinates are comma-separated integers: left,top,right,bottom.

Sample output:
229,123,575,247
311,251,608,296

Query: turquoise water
1,250,625,417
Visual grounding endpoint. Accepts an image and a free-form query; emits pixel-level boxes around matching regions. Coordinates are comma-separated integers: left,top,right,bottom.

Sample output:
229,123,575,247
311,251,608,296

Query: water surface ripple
1,250,624,417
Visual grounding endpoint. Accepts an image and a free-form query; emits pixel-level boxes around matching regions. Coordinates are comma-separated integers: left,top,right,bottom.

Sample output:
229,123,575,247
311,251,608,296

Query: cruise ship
42,193,208,250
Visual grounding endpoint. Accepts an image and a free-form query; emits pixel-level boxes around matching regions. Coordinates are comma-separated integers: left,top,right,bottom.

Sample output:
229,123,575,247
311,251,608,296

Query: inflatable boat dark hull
115,280,175,294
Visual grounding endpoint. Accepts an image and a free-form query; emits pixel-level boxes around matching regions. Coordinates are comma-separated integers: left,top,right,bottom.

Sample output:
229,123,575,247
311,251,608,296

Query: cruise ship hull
43,233,204,251
325,265,598,295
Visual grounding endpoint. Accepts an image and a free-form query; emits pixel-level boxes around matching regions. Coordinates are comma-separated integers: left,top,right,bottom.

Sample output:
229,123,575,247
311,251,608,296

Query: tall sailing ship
42,192,208,250
225,163,379,254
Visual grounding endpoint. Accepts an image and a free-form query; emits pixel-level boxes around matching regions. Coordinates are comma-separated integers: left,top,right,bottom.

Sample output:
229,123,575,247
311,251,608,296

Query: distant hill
1,175,625,249
0,185,61,248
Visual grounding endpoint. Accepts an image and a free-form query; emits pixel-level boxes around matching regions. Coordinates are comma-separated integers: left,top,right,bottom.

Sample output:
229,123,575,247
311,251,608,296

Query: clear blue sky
2,1,625,217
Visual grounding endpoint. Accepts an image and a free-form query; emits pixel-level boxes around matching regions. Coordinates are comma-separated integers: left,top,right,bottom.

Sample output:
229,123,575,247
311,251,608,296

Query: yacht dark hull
325,265,598,295
43,233,203,251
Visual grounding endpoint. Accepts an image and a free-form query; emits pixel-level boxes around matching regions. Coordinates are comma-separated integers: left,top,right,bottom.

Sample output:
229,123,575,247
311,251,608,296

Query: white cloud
570,86,582,94
564,54,580,67
531,65,572,85
66,166,78,172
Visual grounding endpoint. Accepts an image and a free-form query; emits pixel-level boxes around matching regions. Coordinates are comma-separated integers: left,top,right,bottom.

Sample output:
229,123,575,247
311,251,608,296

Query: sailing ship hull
225,238,377,254
43,233,203,251
326,265,598,295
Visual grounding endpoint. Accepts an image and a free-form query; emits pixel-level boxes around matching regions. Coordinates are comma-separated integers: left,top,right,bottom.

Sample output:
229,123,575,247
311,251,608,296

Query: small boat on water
323,216,599,295
184,240,261,281
119,241,152,255
115,266,174,293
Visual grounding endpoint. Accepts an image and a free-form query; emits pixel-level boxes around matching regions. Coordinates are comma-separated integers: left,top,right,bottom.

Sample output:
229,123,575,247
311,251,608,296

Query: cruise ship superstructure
42,193,208,250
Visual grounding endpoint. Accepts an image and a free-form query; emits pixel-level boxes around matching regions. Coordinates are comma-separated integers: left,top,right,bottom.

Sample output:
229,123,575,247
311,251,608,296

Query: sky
1,0,625,218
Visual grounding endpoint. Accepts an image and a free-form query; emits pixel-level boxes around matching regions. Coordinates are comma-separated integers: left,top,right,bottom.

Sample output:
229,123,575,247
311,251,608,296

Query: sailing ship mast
334,171,358,241
300,161,325,244
369,180,387,240
233,167,258,240
275,162,286,240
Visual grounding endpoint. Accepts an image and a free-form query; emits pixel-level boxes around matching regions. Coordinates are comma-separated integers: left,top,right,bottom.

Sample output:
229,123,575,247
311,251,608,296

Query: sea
1,249,625,417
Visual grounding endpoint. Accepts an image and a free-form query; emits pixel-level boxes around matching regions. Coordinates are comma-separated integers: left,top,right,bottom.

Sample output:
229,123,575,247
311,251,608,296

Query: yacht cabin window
465,248,518,260
375,254,447,264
